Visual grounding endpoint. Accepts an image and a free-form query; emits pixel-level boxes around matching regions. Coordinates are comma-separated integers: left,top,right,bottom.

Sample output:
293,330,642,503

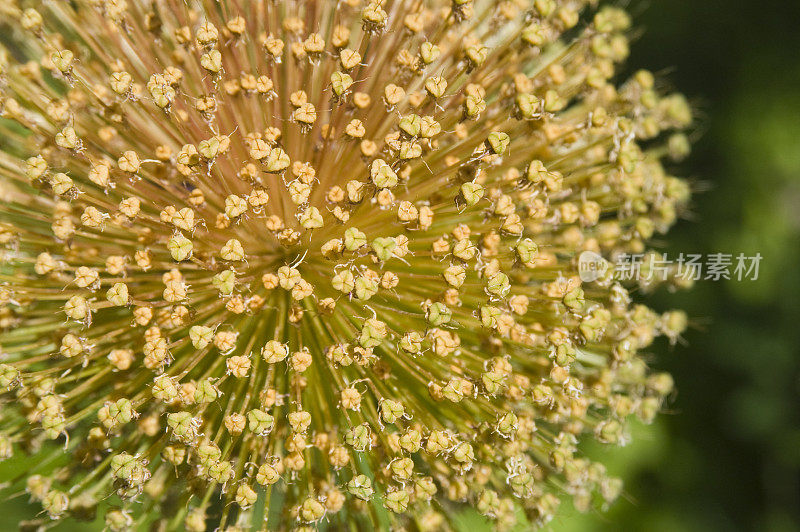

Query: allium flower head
0,0,692,529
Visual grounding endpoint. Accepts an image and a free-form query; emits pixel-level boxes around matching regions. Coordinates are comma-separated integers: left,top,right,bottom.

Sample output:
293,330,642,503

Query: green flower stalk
0,0,692,530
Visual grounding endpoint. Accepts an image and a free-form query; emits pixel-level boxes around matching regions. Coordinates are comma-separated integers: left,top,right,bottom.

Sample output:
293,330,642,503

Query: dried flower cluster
0,0,692,530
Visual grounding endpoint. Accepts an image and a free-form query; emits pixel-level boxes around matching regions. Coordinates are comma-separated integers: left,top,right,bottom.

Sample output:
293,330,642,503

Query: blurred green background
3,0,800,530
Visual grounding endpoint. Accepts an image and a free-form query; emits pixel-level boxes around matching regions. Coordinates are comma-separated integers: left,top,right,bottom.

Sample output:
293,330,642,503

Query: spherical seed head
0,1,691,529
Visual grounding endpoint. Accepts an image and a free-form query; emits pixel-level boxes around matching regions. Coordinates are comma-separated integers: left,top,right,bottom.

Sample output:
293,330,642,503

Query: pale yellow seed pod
384,84,405,106
163,279,187,302
109,71,132,94
444,265,467,287
20,8,43,31
262,340,288,363
339,49,361,70
81,207,105,228
370,159,398,188
59,334,84,358
89,161,111,187
108,349,134,370
118,151,140,173
331,270,355,294
277,266,301,290
298,207,324,229
340,387,361,410
51,50,74,73
106,283,129,306
249,188,270,208
225,195,247,218
34,253,57,275
288,411,311,433
172,208,195,231
190,325,214,349
290,349,313,372
214,331,238,352
418,206,434,230
133,307,153,326
25,156,47,180
292,103,317,125
227,356,251,378
119,197,140,218
168,234,193,261
200,49,222,73
425,76,447,98
51,173,74,196
55,127,80,150
224,413,246,434
235,484,257,508
220,239,245,261
291,280,313,300
256,462,280,485
64,295,90,321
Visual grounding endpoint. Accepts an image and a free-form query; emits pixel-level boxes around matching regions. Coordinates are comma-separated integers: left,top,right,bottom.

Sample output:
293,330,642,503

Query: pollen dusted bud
0,1,690,530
